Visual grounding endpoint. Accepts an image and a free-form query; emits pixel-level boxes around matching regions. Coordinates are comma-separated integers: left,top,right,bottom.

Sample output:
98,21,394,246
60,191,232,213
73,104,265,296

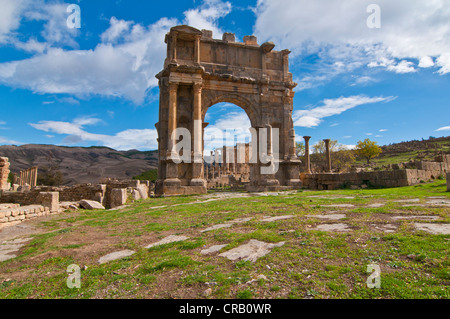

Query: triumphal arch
155,25,301,196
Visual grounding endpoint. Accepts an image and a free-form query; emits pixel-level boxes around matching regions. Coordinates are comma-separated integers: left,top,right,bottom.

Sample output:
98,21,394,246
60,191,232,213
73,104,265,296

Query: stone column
324,139,332,173
303,136,311,174
194,35,201,64
164,82,181,187
168,82,178,156
211,151,215,178
33,167,38,187
191,82,205,187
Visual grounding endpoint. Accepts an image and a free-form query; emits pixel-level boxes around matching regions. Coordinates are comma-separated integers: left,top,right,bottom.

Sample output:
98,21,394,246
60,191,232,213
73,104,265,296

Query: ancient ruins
155,25,301,196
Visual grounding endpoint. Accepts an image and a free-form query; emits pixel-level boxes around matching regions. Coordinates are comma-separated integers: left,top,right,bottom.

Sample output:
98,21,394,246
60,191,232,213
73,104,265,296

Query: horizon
1,0,450,152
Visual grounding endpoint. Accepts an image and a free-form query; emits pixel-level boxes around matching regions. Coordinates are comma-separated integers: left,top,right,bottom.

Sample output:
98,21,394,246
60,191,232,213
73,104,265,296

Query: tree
295,141,305,156
355,138,382,164
310,140,355,172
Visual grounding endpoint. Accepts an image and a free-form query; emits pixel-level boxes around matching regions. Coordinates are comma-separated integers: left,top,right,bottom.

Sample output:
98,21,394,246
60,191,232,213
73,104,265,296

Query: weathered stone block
110,188,127,208
79,199,105,210
37,192,59,213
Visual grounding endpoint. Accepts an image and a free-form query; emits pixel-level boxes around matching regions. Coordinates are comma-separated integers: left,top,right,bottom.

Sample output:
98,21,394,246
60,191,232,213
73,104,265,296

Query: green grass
0,180,448,299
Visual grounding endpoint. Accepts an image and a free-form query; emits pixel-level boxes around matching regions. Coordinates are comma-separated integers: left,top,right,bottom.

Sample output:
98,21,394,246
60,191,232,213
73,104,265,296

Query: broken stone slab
218,239,285,262
144,235,189,249
319,204,355,208
79,199,105,210
371,223,398,233
312,223,352,232
390,215,439,221
201,223,232,233
366,203,385,208
261,215,294,222
425,199,450,206
0,237,31,262
305,214,346,220
393,198,420,203
98,249,136,264
229,217,253,224
414,223,450,235
200,244,228,255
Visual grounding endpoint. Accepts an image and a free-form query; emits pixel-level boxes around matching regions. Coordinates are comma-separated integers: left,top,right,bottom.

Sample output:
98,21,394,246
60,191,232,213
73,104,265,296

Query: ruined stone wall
0,204,52,226
301,169,439,190
0,179,152,209
0,157,10,191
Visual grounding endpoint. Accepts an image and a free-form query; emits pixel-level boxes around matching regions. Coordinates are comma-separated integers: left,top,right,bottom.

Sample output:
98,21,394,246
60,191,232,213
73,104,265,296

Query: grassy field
0,180,449,299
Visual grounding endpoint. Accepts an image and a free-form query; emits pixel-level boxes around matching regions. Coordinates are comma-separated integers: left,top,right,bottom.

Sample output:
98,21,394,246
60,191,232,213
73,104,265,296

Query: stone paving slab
320,204,355,208
98,249,136,264
414,223,450,235
0,237,31,262
201,224,233,233
393,198,420,203
391,215,439,221
200,244,228,255
305,214,346,220
371,223,398,233
229,217,253,224
312,223,352,232
144,235,189,249
366,203,386,208
218,239,285,262
261,215,294,222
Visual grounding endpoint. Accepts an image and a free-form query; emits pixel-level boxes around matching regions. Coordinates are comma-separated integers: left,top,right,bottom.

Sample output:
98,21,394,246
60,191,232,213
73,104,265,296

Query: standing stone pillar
303,136,311,174
33,167,38,187
324,139,332,173
0,157,10,191
191,82,205,187
211,151,215,178
164,82,181,188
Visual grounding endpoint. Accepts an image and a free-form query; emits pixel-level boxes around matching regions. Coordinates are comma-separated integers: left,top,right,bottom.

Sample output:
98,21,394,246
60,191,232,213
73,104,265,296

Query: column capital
303,136,311,141
168,82,178,92
193,82,203,92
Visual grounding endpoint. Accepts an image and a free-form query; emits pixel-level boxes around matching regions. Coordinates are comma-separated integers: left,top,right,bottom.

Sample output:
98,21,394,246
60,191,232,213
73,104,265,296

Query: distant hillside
357,136,450,166
0,144,158,186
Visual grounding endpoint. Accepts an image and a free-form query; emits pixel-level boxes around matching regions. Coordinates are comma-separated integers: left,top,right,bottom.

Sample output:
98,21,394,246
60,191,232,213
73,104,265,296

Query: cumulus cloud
183,0,232,38
436,126,450,132
254,0,450,87
0,0,232,104
293,95,396,128
0,0,28,43
29,116,158,150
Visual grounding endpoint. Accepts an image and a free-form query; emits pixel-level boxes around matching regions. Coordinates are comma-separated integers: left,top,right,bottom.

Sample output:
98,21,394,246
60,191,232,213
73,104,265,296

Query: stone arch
155,25,301,196
202,92,260,128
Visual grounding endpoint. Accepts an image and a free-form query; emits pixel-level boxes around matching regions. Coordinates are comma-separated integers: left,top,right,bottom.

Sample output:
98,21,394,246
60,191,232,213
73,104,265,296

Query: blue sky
0,0,449,151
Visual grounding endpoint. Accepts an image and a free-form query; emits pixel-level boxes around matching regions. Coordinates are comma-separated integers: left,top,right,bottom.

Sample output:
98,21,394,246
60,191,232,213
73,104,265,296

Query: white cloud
204,111,251,152
379,129,388,132
436,126,450,132
0,0,28,43
101,17,133,43
293,95,396,128
254,0,450,78
418,56,435,68
386,60,416,74
0,0,234,105
183,0,232,38
29,116,158,150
